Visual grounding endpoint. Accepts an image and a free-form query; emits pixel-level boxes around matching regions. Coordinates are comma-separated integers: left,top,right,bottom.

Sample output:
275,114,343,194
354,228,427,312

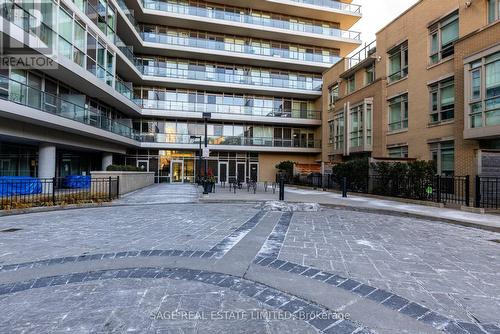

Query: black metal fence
0,177,119,210
475,176,500,209
286,174,500,209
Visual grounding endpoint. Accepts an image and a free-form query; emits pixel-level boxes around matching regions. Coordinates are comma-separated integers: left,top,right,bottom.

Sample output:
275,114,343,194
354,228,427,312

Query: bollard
342,177,347,198
279,175,285,201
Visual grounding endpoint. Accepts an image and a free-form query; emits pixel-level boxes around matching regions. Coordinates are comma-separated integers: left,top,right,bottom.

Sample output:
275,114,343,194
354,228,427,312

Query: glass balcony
0,75,136,140
141,0,361,40
287,0,361,13
139,133,321,148
139,31,340,65
138,65,322,91
134,99,320,120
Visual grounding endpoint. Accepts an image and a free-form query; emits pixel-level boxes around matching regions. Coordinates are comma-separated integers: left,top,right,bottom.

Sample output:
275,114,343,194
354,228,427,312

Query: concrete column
102,152,113,171
38,143,56,179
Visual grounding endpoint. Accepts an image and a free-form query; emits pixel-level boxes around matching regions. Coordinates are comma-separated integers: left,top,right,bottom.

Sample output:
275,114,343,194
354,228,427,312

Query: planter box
90,171,155,196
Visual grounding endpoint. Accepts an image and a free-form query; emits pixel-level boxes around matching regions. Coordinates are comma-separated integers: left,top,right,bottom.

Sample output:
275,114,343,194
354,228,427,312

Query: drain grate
0,228,22,233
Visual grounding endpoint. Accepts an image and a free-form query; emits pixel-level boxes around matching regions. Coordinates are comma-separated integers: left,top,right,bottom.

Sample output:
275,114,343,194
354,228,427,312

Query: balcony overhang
127,2,361,52
140,76,322,99
0,100,138,149
464,127,500,140
205,0,362,28
140,109,321,126
140,142,322,153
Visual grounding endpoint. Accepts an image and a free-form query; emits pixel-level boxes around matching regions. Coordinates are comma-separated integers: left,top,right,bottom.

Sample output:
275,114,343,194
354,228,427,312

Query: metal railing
289,174,472,206
134,99,321,120
348,40,376,69
141,0,361,40
140,134,321,148
0,177,119,210
0,76,137,140
138,65,322,91
475,176,500,209
287,0,361,13
138,31,341,65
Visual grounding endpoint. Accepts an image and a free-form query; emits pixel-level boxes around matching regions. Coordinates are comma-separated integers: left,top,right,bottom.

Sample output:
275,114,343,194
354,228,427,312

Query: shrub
275,161,295,181
331,158,369,191
106,165,142,172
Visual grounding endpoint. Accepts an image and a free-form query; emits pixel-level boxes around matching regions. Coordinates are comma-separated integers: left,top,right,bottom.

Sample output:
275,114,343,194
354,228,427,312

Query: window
388,41,408,83
488,0,500,23
388,146,408,158
328,83,339,109
467,51,500,128
429,12,459,64
429,77,455,123
388,94,408,131
328,120,334,144
349,105,362,148
430,141,454,176
365,63,375,85
346,75,355,94
333,112,344,151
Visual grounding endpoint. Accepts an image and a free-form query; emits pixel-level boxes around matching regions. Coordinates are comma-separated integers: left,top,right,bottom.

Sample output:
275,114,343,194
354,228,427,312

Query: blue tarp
63,175,91,189
0,177,43,196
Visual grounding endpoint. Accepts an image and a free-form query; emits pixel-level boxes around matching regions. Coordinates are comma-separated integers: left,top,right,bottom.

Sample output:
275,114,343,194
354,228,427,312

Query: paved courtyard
0,184,498,334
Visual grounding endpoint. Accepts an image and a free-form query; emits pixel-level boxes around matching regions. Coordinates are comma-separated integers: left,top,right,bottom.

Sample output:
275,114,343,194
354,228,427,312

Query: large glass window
467,51,500,128
388,94,408,131
365,63,375,85
346,75,355,94
328,83,339,109
333,112,344,151
429,12,459,64
429,77,455,123
488,0,500,23
388,42,408,83
349,104,362,148
430,141,454,176
388,146,409,158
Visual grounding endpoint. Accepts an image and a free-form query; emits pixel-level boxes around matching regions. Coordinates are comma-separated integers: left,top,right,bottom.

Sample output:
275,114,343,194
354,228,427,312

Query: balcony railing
134,99,321,119
0,76,136,140
139,31,340,65
138,65,322,91
141,0,361,40
287,0,361,13
139,133,321,148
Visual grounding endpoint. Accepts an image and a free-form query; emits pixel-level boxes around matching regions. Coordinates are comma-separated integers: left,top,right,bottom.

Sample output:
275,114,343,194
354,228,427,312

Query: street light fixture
190,135,202,184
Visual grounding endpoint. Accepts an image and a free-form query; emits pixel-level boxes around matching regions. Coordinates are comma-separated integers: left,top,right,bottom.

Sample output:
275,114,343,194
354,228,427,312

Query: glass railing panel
0,75,136,139
134,99,321,119
137,65,322,91
139,133,321,148
141,0,361,40
287,0,361,13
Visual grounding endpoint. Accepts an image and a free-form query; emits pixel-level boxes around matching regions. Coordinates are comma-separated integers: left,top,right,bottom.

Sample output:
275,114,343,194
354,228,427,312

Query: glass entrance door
218,161,228,183
249,162,258,182
170,160,184,183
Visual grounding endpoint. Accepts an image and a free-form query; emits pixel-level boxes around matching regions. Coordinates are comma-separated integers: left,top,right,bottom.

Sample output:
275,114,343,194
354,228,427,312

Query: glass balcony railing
134,99,321,120
141,0,361,40
139,133,321,148
138,65,323,91
139,31,340,64
0,76,137,140
288,0,361,13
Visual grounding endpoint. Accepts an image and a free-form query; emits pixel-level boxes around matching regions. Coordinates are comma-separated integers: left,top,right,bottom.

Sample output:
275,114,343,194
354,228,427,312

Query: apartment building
0,0,362,182
323,0,500,178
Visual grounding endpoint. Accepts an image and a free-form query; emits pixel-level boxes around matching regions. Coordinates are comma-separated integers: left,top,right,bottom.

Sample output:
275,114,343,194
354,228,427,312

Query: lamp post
190,135,202,184
202,112,211,194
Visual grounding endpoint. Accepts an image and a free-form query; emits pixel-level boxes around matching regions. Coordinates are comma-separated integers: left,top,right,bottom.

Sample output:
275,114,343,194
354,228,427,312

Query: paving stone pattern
0,268,370,334
0,204,258,265
269,208,500,330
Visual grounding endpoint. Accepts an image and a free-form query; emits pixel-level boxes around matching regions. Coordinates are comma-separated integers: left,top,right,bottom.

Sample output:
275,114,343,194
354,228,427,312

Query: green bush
331,158,369,191
275,160,295,180
106,164,142,172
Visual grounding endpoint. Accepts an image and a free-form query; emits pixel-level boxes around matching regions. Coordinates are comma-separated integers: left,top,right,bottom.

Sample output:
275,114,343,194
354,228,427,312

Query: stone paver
0,274,318,333
1,183,499,334
0,203,259,265
277,208,500,325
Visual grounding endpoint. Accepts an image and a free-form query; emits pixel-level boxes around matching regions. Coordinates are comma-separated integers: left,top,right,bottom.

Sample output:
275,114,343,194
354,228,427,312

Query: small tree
275,161,295,181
